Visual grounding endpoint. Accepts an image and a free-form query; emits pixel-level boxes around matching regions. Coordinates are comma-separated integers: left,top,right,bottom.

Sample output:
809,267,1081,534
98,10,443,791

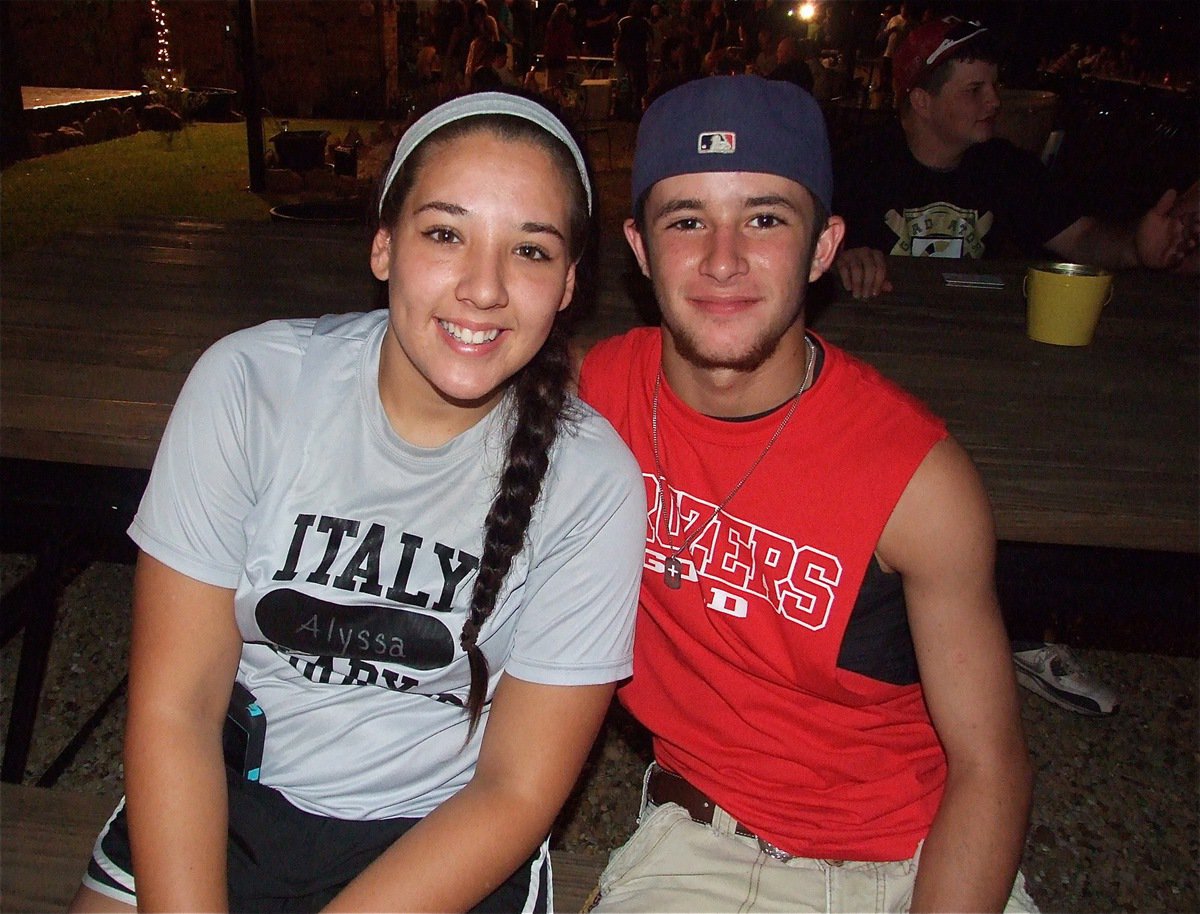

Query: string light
149,0,179,87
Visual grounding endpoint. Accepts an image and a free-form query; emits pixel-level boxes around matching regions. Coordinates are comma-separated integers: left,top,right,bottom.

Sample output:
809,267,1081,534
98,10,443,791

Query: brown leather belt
646,766,794,860
647,766,755,836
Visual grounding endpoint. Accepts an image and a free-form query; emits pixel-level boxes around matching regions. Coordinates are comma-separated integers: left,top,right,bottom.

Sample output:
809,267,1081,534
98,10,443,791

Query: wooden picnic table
1,218,379,471
2,218,1196,783
809,258,1198,555
0,218,379,782
3,218,1195,549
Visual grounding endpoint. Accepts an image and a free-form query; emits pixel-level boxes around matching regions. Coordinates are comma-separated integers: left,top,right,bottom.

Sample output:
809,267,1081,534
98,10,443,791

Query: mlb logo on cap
698,132,735,154
632,76,833,213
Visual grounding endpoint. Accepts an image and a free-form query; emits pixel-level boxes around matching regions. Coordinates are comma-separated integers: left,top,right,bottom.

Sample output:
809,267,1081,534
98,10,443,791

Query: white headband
377,92,593,217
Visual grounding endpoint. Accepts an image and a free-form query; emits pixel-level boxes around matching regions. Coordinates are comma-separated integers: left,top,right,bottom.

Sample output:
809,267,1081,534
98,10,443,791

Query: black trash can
333,144,359,177
269,130,330,170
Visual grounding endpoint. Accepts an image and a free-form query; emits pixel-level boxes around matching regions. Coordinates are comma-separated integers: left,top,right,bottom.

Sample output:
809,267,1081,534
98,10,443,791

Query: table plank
553,852,604,912
2,358,185,402
0,324,208,373
3,219,1196,551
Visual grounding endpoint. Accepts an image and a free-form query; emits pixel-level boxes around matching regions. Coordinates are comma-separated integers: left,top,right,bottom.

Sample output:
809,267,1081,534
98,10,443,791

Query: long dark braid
460,321,573,732
376,95,594,736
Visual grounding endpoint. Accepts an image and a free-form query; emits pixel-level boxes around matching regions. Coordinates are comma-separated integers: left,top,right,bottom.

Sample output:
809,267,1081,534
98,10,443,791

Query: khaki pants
589,802,1039,913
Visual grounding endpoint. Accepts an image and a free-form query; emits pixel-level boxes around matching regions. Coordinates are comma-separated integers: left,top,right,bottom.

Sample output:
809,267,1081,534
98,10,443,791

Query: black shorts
82,770,551,913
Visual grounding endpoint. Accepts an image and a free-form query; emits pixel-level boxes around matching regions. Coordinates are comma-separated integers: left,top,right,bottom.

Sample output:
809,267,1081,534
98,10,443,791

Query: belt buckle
756,837,794,862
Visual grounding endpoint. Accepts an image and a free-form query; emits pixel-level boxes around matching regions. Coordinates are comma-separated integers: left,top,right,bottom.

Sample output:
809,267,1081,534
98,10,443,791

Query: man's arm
1046,187,1195,271
877,439,1032,912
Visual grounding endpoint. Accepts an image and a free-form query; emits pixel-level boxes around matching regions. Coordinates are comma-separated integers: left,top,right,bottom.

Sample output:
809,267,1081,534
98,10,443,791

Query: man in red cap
833,16,1196,300
833,15,1178,720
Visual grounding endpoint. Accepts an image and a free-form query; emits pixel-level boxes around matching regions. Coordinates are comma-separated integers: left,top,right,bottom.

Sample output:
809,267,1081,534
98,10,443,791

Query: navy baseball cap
631,75,832,215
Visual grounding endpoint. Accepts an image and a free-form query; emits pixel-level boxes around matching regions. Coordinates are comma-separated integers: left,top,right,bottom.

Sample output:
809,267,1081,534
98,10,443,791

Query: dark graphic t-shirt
835,123,1079,260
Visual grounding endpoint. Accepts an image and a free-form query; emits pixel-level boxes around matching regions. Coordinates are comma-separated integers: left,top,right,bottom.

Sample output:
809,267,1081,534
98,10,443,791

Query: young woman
541,2,578,89
464,0,501,81
69,91,644,914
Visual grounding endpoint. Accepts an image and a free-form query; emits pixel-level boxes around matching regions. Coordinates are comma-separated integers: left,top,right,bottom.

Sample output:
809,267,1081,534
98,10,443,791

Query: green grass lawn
1,119,377,260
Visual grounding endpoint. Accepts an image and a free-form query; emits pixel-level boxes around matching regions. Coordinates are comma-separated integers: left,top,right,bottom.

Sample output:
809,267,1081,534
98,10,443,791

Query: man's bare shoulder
877,437,994,579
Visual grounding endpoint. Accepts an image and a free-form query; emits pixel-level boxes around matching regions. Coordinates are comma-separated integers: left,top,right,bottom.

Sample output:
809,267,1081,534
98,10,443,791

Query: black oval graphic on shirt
256,589,454,670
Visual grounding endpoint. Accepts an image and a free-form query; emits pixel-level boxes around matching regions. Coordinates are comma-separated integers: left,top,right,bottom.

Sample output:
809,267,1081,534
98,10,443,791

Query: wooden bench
0,783,605,913
0,783,113,912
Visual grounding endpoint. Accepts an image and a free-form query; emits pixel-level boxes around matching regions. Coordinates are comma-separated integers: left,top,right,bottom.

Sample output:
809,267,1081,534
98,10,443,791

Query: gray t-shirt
130,311,644,819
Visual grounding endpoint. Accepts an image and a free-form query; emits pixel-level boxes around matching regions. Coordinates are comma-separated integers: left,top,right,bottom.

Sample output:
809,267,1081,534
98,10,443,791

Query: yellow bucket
1023,262,1113,346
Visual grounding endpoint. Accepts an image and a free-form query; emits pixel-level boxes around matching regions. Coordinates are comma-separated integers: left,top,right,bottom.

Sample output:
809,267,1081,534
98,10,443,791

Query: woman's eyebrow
414,202,565,241
521,222,566,240
414,204,564,240
415,200,468,217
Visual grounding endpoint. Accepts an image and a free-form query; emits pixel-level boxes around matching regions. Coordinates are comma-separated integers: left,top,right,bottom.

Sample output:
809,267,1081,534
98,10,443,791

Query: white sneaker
1012,643,1120,716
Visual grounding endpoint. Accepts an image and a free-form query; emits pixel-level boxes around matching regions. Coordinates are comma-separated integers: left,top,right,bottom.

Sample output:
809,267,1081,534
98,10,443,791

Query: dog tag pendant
664,557,682,589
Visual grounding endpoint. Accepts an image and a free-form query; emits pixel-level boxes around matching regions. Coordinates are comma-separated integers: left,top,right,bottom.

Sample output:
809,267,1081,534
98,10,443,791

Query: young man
833,16,1196,717
613,1,654,117
834,16,1196,300
578,75,1036,913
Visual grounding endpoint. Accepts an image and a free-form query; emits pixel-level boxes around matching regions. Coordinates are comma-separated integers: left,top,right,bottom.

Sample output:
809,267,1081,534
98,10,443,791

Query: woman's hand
324,674,616,912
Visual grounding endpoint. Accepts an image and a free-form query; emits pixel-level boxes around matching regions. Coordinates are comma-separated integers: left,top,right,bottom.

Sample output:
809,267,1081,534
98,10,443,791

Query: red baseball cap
892,16,989,102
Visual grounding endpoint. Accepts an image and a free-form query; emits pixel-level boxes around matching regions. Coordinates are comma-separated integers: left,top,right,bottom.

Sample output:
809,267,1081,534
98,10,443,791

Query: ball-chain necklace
650,335,817,590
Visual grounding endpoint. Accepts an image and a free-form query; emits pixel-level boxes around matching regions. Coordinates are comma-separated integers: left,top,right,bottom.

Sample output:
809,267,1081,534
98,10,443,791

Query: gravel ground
2,554,1196,912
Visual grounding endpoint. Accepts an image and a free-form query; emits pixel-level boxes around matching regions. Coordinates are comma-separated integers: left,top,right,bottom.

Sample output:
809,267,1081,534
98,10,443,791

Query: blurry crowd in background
397,1,1196,115
1039,22,1189,89
392,1,1195,222
406,0,903,115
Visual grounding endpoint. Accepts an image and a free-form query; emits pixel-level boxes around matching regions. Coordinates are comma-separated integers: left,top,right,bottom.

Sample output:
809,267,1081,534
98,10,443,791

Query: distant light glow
799,2,817,21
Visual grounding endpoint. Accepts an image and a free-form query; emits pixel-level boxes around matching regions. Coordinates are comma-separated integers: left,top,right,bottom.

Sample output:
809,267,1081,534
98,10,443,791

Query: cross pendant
664,557,682,589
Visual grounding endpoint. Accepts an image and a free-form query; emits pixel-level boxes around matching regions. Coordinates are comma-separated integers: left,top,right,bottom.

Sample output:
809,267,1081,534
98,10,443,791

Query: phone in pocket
223,681,266,781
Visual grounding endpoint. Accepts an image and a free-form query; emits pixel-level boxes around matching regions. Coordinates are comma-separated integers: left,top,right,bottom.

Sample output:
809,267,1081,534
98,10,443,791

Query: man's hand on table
1168,182,1199,275
1134,187,1196,271
835,246,894,299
